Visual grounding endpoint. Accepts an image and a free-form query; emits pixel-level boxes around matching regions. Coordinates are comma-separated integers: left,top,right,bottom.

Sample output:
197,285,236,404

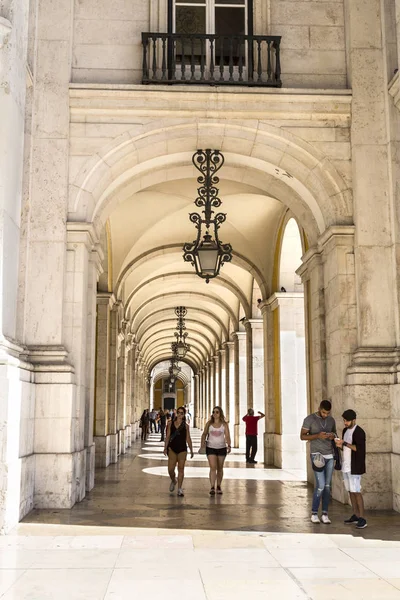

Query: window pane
176,0,205,4
176,5,206,34
215,7,245,66
175,6,206,66
215,7,245,35
215,0,245,4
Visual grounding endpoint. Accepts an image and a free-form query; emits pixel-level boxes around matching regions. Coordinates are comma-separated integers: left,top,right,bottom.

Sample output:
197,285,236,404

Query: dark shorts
206,447,227,457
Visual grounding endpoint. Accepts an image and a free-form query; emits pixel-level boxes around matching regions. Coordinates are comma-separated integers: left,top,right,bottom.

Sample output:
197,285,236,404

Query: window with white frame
171,0,251,66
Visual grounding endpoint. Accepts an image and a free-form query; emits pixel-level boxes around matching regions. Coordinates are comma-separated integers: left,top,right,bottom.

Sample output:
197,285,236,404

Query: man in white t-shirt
335,409,367,529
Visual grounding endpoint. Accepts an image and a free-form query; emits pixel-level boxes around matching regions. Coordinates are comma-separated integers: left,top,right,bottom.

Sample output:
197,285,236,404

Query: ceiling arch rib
71,119,350,238
146,349,202,373
139,327,213,361
116,244,267,303
149,353,200,373
130,292,237,340
123,271,252,321
142,339,206,365
134,308,229,345
126,283,240,335
137,319,214,356
153,371,190,386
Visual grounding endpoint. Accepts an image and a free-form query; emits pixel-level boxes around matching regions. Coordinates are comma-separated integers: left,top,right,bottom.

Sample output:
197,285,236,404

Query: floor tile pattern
2,430,398,599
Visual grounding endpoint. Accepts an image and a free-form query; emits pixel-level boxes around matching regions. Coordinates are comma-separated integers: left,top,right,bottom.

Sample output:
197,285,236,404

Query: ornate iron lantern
183,149,232,283
171,306,191,358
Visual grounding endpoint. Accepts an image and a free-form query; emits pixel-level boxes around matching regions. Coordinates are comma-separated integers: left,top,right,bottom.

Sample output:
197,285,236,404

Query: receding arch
130,291,239,335
139,325,213,360
70,119,351,239
123,271,251,321
134,307,229,344
116,244,267,303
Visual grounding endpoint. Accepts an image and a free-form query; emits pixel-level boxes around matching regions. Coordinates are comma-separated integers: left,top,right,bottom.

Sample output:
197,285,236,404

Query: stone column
259,302,274,465
225,341,235,431
0,0,30,532
116,323,127,455
108,306,118,463
221,345,229,422
19,0,84,511
264,295,307,470
244,322,254,411
346,0,399,510
213,353,220,406
231,334,241,447
208,359,214,416
94,293,112,467
193,373,200,427
218,347,226,416
124,335,133,448
245,319,265,461
85,242,103,490
235,331,247,447
202,366,207,428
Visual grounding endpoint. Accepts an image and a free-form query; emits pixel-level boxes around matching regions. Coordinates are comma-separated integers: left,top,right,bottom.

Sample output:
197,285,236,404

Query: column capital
233,330,246,340
318,225,355,253
224,340,234,349
97,292,116,307
66,221,101,250
264,292,305,312
243,318,263,330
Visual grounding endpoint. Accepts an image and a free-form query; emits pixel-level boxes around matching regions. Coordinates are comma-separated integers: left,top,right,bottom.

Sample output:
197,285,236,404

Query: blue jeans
311,457,334,514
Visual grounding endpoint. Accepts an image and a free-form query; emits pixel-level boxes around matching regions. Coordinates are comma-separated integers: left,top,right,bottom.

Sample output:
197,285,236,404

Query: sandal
209,488,215,496
216,486,223,495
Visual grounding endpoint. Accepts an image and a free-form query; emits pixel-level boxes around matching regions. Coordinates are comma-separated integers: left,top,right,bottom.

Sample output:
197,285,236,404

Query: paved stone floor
1,430,400,599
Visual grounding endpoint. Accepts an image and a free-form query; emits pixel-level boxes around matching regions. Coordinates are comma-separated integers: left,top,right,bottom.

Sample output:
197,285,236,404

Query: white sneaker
321,514,331,524
177,488,184,497
169,479,176,492
311,514,320,524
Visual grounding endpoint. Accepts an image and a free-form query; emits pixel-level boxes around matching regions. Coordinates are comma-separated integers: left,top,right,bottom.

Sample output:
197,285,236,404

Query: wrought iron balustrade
141,32,282,87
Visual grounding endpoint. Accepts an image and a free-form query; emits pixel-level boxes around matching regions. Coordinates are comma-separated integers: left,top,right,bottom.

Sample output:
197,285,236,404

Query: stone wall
71,0,347,88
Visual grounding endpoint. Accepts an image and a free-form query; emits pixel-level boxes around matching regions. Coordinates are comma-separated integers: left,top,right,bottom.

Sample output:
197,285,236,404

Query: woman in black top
163,406,194,497
140,409,149,441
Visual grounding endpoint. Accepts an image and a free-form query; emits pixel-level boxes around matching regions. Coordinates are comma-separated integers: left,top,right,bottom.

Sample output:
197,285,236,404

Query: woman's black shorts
206,447,227,457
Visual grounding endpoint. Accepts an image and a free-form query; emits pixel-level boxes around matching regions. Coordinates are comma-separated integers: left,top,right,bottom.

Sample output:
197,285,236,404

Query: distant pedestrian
164,406,193,497
242,408,265,464
335,409,367,529
149,408,157,433
301,400,337,524
159,408,166,441
200,406,231,496
140,409,150,441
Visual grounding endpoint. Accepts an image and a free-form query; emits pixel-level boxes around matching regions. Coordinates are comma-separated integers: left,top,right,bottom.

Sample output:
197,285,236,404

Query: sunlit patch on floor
142,466,307,480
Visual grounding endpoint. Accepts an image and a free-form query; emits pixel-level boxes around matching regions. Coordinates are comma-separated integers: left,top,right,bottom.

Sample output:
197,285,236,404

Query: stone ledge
69,84,352,123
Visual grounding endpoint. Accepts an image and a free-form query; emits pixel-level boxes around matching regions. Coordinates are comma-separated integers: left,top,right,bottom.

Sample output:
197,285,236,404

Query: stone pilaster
208,359,214,414
108,305,118,464
225,341,235,431
235,331,247,447
259,302,274,465
193,373,199,427
213,352,220,406
231,334,241,448
263,295,307,469
220,345,228,421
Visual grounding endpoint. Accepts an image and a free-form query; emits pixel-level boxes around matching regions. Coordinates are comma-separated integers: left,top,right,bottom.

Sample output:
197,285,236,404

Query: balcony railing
141,33,282,87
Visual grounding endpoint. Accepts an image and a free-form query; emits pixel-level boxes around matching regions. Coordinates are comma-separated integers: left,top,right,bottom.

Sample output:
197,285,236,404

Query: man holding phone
335,409,367,529
300,400,337,524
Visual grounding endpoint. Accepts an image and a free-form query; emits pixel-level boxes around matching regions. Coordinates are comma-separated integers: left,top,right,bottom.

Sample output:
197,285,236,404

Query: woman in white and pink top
200,406,231,495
